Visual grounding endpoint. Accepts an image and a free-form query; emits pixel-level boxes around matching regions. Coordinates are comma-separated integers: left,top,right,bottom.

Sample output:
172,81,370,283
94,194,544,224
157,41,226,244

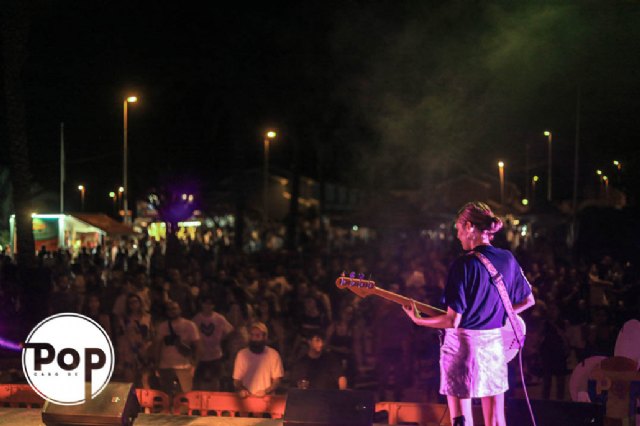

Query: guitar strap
471,251,525,349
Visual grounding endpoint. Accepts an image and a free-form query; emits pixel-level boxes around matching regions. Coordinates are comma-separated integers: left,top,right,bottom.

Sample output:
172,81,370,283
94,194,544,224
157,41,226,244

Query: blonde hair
456,201,503,235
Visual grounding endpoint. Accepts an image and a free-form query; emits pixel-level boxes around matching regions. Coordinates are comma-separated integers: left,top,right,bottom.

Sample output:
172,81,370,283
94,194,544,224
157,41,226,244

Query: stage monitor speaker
41,382,140,426
506,398,604,426
284,388,374,426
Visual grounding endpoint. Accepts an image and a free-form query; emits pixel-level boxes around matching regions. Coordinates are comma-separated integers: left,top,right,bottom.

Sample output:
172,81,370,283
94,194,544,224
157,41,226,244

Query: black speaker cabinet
506,398,604,426
284,388,374,426
42,382,140,426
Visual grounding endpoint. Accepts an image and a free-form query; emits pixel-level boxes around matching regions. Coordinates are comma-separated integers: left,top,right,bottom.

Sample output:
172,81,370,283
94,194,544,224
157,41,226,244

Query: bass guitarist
403,201,535,426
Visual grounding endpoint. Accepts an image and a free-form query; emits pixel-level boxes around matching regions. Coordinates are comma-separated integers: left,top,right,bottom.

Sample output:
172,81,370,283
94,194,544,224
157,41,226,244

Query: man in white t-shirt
192,295,234,390
154,301,202,395
233,322,284,397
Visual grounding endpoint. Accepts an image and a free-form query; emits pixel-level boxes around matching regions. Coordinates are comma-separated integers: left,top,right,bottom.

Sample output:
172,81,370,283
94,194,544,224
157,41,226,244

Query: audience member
233,322,284,397
154,301,202,395
290,330,347,390
192,294,234,390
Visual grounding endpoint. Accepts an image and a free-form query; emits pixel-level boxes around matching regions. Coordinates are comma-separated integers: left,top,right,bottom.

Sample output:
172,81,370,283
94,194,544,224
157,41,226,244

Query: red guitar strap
471,251,525,349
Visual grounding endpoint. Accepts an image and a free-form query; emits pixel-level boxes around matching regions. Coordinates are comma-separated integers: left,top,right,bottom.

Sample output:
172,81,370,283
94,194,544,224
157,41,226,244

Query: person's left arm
260,351,284,396
261,377,281,396
188,321,202,365
403,304,462,329
192,338,203,366
405,257,466,329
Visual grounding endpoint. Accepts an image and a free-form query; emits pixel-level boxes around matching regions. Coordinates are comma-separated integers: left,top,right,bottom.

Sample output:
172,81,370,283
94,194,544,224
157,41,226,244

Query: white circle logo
22,313,114,405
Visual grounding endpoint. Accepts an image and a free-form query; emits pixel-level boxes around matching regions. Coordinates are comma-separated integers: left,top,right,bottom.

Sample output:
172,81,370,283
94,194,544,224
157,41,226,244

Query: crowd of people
0,222,638,403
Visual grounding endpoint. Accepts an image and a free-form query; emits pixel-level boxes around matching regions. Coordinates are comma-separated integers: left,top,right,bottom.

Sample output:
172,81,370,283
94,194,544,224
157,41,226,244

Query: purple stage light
0,336,23,352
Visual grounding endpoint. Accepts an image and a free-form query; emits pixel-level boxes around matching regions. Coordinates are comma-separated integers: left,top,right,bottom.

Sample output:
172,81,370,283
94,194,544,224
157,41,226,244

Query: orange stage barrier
173,391,286,418
135,388,171,414
0,384,44,409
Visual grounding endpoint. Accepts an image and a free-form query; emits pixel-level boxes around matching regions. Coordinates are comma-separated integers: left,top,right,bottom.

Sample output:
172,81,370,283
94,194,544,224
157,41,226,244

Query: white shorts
439,327,507,398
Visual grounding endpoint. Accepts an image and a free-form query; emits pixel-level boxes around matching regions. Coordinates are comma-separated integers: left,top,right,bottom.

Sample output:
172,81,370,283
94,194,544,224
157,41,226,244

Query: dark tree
1,0,36,268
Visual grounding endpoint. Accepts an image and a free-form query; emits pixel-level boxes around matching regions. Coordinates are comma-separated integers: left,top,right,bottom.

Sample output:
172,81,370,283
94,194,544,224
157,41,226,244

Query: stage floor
0,408,280,425
0,408,388,425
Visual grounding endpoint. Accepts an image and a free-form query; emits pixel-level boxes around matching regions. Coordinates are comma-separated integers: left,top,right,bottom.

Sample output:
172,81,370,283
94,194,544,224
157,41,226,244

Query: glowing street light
498,161,505,205
123,96,138,224
543,131,552,202
116,186,124,211
612,160,622,183
78,185,86,211
109,191,117,215
263,130,277,223
531,175,539,199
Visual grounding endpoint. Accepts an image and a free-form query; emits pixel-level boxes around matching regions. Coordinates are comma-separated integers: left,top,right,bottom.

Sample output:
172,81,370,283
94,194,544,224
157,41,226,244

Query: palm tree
1,1,36,267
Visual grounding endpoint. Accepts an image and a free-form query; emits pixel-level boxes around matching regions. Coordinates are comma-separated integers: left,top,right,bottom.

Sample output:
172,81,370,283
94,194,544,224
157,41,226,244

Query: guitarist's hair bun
456,201,503,236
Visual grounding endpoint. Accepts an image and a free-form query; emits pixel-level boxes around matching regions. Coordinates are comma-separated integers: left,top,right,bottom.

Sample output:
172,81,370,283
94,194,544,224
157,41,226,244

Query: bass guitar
335,273,526,362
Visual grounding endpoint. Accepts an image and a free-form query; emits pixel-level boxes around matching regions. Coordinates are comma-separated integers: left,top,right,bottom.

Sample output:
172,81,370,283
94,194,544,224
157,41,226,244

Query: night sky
4,1,640,213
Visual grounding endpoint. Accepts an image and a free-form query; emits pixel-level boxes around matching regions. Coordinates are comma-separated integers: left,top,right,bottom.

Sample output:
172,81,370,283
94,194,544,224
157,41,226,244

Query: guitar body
501,315,526,362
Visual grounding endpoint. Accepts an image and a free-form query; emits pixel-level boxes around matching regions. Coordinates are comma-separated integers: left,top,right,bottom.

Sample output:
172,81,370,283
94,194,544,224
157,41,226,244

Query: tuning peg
358,273,365,279
349,271,356,278
340,271,345,277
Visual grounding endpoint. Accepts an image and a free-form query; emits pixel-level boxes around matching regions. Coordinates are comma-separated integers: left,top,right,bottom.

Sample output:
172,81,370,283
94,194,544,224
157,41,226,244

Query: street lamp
531,175,539,200
78,185,86,211
263,130,277,223
123,96,138,224
613,160,622,184
109,191,117,215
544,131,552,202
498,161,505,205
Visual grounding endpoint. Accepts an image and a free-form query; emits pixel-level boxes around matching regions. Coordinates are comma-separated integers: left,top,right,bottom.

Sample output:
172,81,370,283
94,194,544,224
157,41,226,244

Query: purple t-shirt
444,245,531,330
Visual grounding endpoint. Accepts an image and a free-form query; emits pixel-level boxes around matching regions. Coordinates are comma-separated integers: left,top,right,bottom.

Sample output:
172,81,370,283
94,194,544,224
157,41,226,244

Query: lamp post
118,186,124,210
109,191,117,216
613,160,622,184
263,130,277,223
544,130,552,202
498,161,505,205
78,185,86,211
123,96,138,224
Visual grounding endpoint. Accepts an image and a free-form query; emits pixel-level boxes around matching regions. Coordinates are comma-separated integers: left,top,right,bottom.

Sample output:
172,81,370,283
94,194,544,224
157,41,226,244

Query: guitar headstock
335,272,377,298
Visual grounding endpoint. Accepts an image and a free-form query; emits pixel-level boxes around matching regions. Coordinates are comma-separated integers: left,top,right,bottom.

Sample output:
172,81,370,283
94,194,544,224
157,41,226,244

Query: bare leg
447,395,473,426
480,393,506,426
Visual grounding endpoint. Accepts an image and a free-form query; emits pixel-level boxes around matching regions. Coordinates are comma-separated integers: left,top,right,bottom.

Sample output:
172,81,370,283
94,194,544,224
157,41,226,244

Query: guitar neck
369,287,446,316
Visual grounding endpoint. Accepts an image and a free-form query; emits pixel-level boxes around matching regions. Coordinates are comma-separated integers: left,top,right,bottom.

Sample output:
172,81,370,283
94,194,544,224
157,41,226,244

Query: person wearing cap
232,321,284,397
